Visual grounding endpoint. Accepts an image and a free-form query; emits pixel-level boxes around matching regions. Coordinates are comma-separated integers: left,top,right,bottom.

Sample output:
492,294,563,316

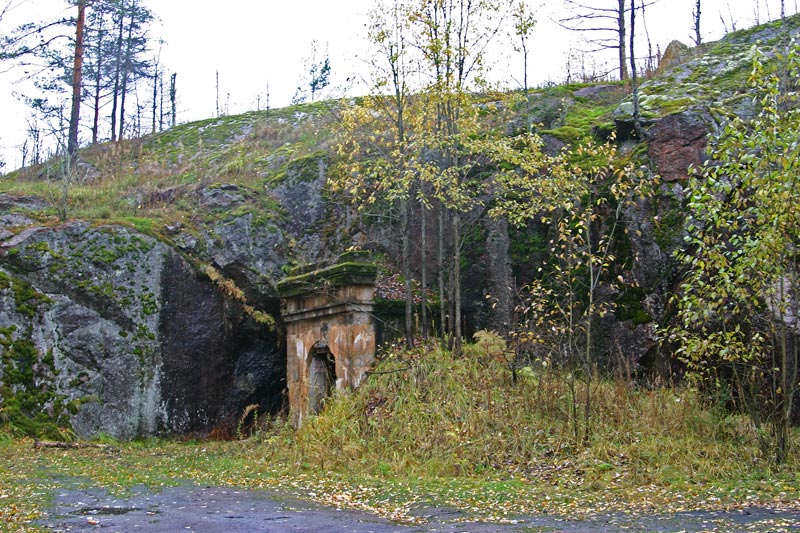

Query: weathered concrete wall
279,260,377,428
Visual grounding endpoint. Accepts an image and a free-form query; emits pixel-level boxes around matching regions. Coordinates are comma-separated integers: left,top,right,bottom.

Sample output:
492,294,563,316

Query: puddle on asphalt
71,506,145,515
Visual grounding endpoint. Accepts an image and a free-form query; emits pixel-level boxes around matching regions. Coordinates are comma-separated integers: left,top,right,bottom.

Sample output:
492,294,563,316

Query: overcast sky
0,0,795,172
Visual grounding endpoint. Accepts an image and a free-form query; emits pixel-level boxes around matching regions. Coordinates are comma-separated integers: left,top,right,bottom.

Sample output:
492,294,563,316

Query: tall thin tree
169,72,176,127
67,0,86,157
692,0,702,45
630,0,644,140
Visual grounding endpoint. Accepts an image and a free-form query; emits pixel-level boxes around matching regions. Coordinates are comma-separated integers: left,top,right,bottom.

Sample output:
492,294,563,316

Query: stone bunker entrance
277,253,378,428
308,341,335,415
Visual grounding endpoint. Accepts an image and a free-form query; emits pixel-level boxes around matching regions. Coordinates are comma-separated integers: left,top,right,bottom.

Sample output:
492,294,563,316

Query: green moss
653,197,686,250
616,285,653,324
0,325,17,340
539,97,616,143
0,332,71,439
87,282,116,299
654,97,695,116
566,102,616,129
28,241,63,260
66,395,99,415
140,292,158,316
0,273,51,318
277,260,378,298
541,125,587,144
89,245,122,265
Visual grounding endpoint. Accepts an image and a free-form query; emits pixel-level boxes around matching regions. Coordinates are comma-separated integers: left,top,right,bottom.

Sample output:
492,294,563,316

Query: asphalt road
40,483,800,532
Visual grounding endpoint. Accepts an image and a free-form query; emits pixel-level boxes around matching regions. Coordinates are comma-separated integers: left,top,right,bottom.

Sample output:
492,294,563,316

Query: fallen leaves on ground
2,437,799,532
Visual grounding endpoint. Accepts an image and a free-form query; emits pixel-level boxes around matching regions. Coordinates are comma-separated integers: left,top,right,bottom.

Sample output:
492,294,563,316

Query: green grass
1,342,798,531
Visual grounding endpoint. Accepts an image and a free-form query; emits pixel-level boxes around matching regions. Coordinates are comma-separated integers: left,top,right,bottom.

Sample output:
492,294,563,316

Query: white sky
0,0,794,172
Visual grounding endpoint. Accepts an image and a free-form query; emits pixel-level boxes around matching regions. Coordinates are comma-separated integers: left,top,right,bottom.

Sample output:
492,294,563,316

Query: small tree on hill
511,0,536,129
483,134,648,443
511,1,536,94
293,39,330,104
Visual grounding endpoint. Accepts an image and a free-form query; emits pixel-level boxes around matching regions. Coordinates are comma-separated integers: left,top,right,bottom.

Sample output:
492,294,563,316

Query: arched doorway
307,341,335,415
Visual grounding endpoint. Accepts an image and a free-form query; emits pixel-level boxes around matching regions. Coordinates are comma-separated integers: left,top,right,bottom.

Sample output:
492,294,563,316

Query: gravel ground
40,483,800,533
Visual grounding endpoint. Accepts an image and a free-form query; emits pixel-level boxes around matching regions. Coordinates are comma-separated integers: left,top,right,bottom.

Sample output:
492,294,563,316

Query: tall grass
1,343,796,529
264,342,796,489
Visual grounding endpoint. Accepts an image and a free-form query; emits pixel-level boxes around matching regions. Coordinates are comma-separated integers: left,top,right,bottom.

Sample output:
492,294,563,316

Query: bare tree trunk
111,1,125,142
119,79,128,140
67,0,86,158
118,2,136,142
521,35,528,97
693,0,702,45
452,211,462,356
151,53,160,134
170,73,177,127
88,3,108,145
618,0,628,80
438,204,446,338
92,52,102,144
776,257,798,463
159,73,164,130
402,198,414,348
134,85,142,137
216,69,220,117
110,1,124,143
630,0,644,140
421,198,429,338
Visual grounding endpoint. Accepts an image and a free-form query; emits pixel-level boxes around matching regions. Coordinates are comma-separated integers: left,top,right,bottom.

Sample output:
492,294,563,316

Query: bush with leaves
483,133,651,444
669,42,800,463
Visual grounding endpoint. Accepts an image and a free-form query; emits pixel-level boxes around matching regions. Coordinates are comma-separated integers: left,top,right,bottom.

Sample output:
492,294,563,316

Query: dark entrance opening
308,342,336,415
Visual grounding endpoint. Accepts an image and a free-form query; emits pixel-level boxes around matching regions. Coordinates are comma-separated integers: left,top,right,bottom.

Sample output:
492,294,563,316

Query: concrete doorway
308,342,335,415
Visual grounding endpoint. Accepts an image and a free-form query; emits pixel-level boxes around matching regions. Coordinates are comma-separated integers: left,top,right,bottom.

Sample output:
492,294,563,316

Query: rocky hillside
0,15,798,440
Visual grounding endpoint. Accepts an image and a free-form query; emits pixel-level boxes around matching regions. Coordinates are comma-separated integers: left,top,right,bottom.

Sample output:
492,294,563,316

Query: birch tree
670,44,800,463
411,0,510,355
334,0,423,347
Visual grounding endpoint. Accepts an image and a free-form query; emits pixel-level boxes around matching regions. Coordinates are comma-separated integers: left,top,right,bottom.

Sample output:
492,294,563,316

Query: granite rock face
0,217,283,440
647,111,710,182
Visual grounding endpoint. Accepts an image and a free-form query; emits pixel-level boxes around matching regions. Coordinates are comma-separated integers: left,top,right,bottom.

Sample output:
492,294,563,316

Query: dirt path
41,483,800,532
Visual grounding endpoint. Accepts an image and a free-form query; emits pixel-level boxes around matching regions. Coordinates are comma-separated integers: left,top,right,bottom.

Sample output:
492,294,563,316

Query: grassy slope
0,101,335,243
